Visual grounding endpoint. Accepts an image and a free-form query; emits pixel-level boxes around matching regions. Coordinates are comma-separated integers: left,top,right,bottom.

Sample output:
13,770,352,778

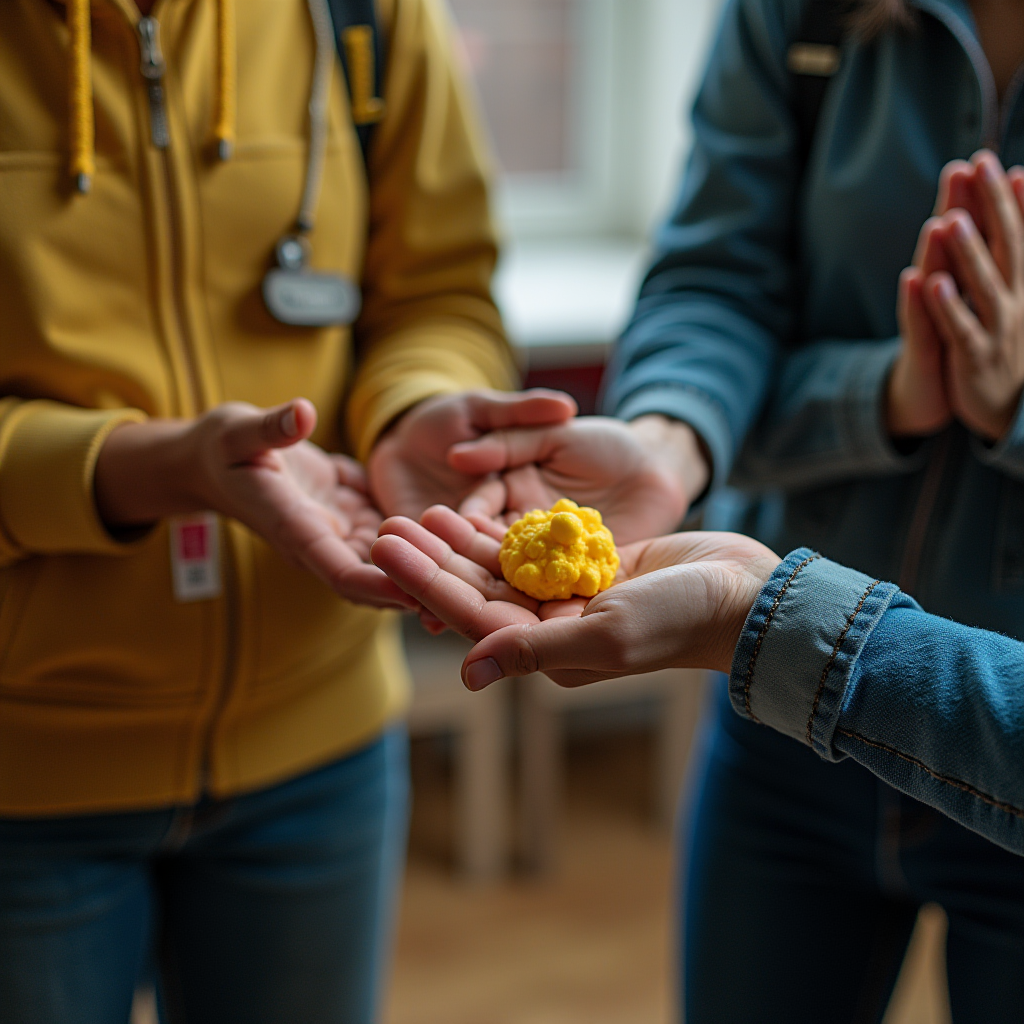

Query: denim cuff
729,548,901,759
972,389,1024,480
613,384,733,510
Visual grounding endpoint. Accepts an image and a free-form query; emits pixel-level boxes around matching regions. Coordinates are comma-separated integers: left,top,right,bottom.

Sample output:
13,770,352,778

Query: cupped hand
366,389,577,521
449,414,709,545
370,505,780,689
97,399,417,609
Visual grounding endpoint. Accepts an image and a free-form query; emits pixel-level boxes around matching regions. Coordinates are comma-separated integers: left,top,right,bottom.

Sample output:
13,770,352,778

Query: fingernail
936,277,956,301
465,658,503,691
953,215,971,241
281,407,298,437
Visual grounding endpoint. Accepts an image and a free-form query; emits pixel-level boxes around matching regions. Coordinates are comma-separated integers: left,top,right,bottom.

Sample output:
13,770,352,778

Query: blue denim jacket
733,549,1024,854
605,0,1024,634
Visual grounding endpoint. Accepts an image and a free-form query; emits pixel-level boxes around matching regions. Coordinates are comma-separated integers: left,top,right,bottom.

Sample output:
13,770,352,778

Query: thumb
221,398,317,464
464,389,577,433
933,159,973,216
462,614,617,691
448,425,560,475
1009,167,1024,222
899,267,941,364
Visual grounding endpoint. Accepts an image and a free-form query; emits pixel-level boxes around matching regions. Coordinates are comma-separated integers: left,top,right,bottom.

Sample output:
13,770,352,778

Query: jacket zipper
137,16,203,416
137,15,235,797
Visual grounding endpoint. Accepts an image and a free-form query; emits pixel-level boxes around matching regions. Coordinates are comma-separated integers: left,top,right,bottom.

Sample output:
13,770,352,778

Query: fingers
461,615,611,690
934,159,974,217
370,533,538,641
419,610,449,635
377,514,534,608
924,272,988,364
448,425,561,475
912,218,952,277
972,150,1023,286
1009,166,1024,220
898,267,942,366
942,210,1003,328
464,389,577,435
419,504,504,577
464,514,508,542
332,454,369,493
300,532,418,609
221,398,317,465
458,475,507,519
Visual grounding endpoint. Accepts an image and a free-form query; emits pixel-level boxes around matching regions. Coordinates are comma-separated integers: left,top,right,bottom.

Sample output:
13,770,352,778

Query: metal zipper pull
138,16,170,149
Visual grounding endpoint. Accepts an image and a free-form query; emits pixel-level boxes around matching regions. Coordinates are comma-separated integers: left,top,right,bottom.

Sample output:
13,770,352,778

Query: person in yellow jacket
0,0,576,1020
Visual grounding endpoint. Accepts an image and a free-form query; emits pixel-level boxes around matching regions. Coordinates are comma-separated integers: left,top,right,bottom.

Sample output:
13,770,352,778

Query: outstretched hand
366,389,577,522
450,414,709,545
97,398,417,609
371,505,780,689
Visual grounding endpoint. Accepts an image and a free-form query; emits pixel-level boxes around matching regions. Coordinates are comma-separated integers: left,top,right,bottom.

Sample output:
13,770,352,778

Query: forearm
732,550,1024,854
731,339,927,491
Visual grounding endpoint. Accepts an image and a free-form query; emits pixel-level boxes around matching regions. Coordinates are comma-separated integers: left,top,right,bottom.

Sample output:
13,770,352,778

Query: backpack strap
326,0,387,169
787,0,850,169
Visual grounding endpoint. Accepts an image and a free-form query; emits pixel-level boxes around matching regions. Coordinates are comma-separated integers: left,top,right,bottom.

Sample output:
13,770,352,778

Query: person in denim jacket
435,0,1024,1017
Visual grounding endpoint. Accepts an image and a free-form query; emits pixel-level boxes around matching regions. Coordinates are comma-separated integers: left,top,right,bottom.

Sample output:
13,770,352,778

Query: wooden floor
385,731,952,1024
132,729,950,1024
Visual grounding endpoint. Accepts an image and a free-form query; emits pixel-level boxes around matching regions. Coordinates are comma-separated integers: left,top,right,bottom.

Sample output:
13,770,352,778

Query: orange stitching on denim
742,553,820,721
805,579,880,745
836,728,1024,821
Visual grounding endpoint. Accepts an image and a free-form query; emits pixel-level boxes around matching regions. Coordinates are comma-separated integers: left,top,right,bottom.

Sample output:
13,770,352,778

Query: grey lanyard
262,0,361,327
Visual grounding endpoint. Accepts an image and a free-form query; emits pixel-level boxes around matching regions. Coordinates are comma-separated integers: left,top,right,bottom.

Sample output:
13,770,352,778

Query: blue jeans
0,727,409,1024
682,684,1024,1023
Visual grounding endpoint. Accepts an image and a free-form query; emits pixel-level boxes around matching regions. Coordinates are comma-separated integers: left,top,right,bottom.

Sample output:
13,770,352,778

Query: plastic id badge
170,512,222,602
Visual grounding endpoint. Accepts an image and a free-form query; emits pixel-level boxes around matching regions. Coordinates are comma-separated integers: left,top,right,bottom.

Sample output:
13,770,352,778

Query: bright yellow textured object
499,499,620,601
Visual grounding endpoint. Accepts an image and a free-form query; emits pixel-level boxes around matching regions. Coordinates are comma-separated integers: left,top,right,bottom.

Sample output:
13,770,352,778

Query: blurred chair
403,618,510,882
518,669,709,872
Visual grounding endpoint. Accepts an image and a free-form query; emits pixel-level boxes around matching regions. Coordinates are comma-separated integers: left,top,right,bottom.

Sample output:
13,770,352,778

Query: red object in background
524,363,605,416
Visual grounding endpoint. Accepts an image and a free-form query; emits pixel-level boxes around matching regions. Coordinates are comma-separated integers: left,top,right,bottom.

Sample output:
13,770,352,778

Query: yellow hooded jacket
0,0,515,815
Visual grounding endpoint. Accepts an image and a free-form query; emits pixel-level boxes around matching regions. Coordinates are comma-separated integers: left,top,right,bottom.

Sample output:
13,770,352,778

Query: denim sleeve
729,338,929,492
730,548,1024,855
601,0,801,492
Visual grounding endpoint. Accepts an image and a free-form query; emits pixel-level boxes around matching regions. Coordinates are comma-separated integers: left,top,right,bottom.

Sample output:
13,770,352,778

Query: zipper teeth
159,151,204,415
137,16,203,417
135,13,231,799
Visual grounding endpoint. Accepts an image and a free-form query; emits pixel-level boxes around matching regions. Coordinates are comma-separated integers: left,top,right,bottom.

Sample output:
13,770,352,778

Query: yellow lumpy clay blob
499,499,620,602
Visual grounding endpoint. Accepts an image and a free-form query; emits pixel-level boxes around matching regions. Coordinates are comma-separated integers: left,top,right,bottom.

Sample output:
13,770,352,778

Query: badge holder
262,0,362,328
263,235,361,326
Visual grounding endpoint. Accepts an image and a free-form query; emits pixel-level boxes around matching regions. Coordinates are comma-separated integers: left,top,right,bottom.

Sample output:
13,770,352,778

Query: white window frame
493,0,720,243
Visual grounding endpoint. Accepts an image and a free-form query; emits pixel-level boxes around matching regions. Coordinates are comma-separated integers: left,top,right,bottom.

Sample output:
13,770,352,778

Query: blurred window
448,0,577,179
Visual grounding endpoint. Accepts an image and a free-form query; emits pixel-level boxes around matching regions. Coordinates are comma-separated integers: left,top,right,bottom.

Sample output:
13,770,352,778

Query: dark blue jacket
605,0,1024,633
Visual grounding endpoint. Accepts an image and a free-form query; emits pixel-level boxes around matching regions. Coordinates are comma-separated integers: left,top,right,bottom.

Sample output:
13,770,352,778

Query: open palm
367,390,577,521
371,505,779,687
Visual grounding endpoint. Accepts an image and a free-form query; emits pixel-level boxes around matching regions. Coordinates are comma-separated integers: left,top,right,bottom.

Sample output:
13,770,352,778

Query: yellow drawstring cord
214,0,236,160
67,0,94,194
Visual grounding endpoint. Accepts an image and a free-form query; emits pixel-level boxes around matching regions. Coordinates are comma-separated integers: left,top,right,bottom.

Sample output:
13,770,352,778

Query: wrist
628,415,712,506
94,418,203,528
